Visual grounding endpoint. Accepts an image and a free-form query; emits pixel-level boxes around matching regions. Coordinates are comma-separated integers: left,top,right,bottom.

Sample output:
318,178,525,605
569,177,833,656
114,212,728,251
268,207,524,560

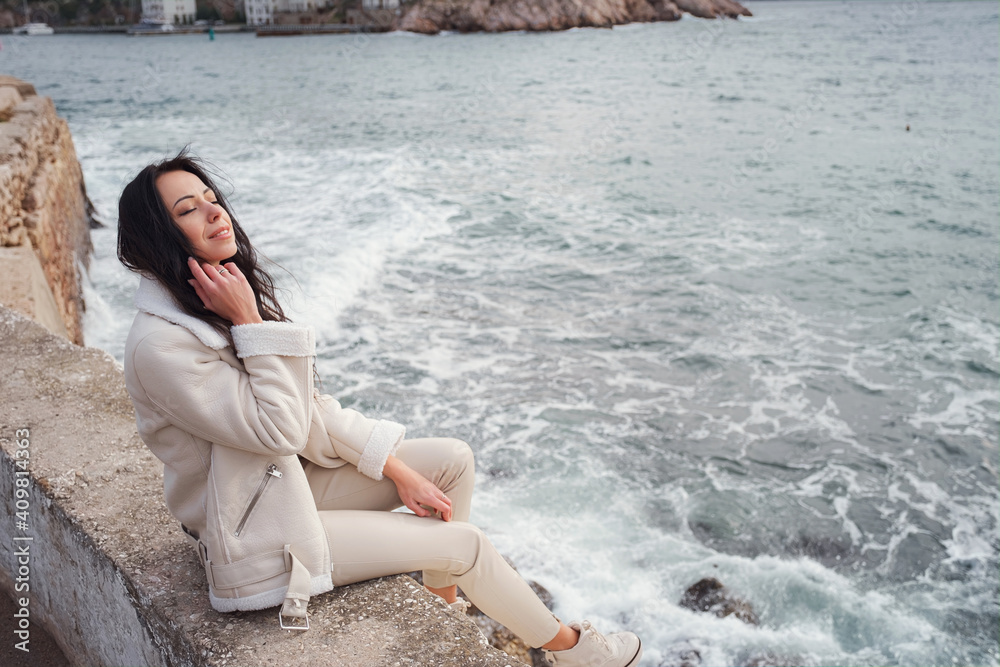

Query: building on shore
245,0,273,26
245,0,337,25
141,0,196,24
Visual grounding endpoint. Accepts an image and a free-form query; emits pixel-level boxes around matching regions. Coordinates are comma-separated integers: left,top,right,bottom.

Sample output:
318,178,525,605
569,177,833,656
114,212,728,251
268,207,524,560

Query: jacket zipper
233,463,282,537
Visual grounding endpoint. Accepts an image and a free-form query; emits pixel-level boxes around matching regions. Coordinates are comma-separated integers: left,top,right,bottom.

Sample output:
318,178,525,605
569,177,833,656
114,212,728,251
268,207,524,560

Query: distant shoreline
2,0,753,37
0,24,252,35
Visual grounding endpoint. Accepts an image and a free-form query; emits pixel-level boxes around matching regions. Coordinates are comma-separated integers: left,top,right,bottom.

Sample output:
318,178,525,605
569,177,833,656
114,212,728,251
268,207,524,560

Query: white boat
12,22,55,35
127,19,175,35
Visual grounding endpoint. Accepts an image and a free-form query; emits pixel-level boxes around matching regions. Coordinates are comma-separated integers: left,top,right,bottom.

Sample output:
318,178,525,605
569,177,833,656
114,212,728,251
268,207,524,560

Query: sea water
2,1,997,664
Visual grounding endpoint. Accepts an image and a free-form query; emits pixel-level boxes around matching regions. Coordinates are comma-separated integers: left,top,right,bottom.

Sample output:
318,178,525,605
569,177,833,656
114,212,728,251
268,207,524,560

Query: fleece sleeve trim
231,322,315,359
356,420,406,480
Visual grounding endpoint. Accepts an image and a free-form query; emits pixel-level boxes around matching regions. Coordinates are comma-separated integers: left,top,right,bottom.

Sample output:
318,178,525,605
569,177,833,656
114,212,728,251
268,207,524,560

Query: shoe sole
624,639,642,667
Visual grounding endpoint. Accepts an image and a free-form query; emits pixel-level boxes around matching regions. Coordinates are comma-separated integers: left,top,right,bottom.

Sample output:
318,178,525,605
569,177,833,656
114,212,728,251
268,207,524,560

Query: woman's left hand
187,258,263,325
382,455,453,521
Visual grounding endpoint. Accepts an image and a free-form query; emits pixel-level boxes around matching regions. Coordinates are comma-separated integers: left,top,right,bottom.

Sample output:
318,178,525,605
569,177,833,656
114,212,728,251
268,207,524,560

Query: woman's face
156,170,237,265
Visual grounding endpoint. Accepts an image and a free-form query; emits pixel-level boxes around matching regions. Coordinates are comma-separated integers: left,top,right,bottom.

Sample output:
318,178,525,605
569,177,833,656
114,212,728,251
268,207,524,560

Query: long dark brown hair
117,149,288,343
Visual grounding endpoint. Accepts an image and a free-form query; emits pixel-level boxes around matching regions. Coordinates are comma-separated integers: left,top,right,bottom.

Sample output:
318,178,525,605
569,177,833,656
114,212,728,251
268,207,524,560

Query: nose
207,202,223,222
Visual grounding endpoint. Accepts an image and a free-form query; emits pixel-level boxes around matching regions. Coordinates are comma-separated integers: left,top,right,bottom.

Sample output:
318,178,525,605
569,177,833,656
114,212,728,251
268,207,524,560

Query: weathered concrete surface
0,586,70,667
0,304,527,667
0,74,94,345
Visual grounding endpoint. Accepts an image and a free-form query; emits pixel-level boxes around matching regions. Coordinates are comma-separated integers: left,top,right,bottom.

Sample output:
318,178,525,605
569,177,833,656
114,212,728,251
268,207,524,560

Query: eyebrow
172,187,213,210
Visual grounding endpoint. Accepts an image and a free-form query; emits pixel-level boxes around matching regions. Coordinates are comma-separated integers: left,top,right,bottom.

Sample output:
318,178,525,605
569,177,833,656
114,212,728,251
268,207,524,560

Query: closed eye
178,200,220,216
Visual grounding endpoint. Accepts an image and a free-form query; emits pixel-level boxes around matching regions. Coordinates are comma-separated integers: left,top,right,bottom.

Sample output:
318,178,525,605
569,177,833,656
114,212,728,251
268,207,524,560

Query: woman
117,150,642,667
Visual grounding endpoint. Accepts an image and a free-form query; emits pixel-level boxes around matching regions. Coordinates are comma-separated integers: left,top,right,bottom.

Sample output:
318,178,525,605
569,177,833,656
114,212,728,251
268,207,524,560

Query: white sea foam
477,483,952,667
908,388,998,437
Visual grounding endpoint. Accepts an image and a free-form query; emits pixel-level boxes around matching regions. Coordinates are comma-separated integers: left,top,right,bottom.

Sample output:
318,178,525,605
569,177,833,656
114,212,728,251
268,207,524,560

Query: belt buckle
279,610,309,631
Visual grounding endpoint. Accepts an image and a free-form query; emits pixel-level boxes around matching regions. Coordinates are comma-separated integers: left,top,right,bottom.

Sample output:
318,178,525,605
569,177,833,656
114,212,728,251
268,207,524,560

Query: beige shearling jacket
122,277,405,625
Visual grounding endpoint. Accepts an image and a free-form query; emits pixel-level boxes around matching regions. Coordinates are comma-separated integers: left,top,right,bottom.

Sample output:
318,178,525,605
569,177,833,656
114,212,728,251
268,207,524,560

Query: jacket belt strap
208,548,289,589
279,545,311,631
202,545,313,630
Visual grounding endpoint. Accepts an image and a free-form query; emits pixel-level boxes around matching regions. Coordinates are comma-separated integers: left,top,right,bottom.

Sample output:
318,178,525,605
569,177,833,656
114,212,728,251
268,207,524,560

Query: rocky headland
396,0,751,35
0,75,96,346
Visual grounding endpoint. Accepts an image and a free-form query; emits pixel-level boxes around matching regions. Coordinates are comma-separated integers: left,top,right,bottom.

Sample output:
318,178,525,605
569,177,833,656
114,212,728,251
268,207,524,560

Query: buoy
906,124,910,131
209,26,215,40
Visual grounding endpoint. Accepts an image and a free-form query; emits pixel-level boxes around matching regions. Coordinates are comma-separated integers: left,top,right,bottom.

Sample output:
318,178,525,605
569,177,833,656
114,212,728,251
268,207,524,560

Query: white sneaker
543,620,642,667
448,598,471,614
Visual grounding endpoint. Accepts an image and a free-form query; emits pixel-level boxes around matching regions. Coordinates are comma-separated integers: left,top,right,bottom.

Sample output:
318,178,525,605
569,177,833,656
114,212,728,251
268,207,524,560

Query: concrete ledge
0,245,69,340
0,305,526,667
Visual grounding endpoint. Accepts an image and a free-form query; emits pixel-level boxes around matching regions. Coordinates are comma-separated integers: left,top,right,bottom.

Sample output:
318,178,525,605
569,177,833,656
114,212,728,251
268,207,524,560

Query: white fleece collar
134,276,229,350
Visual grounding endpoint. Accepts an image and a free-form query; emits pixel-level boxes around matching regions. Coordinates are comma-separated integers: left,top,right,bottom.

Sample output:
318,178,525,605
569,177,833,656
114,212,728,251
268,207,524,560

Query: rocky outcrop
0,75,95,345
396,0,749,34
679,577,759,625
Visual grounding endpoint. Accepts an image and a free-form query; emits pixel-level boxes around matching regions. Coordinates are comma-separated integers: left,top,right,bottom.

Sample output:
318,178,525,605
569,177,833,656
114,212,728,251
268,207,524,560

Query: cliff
397,0,751,34
0,75,95,346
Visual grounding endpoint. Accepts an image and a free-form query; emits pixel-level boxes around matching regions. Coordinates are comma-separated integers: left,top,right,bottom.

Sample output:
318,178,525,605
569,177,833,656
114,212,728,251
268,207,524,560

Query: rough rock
396,0,749,34
0,75,95,346
678,577,759,625
0,246,69,339
660,641,703,667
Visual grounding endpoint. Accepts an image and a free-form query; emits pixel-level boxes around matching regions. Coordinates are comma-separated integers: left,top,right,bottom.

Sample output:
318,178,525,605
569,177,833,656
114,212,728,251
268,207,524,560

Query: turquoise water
3,2,998,664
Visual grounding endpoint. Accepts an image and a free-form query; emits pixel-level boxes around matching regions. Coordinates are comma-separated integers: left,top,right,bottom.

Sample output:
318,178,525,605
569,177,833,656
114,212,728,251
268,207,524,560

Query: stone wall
0,75,94,345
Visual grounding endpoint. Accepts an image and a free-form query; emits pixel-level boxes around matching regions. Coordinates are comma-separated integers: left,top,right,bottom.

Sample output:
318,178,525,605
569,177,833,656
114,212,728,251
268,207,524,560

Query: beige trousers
302,437,561,648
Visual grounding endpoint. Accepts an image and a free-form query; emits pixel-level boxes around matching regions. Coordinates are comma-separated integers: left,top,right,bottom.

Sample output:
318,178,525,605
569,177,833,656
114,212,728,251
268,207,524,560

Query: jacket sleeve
301,393,405,481
130,321,316,457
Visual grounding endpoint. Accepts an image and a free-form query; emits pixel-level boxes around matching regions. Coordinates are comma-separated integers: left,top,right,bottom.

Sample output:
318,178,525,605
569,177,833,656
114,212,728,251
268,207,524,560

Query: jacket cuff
356,420,406,480
231,322,315,358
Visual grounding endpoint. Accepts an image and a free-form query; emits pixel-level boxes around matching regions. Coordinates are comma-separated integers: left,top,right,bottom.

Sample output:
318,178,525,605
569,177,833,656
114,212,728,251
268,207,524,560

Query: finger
188,257,214,289
409,502,430,518
204,262,227,280
188,256,207,279
423,493,451,521
223,261,244,280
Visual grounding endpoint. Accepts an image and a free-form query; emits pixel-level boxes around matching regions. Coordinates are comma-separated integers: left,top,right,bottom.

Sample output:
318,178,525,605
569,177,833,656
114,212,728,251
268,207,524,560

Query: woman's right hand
383,455,453,521
187,257,263,325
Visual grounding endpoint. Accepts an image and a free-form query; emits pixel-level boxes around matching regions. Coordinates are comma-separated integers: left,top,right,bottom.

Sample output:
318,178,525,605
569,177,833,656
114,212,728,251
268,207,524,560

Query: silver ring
217,267,228,275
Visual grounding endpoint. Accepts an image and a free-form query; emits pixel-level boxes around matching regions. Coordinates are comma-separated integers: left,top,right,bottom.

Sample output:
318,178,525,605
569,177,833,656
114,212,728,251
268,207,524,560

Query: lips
208,227,231,240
